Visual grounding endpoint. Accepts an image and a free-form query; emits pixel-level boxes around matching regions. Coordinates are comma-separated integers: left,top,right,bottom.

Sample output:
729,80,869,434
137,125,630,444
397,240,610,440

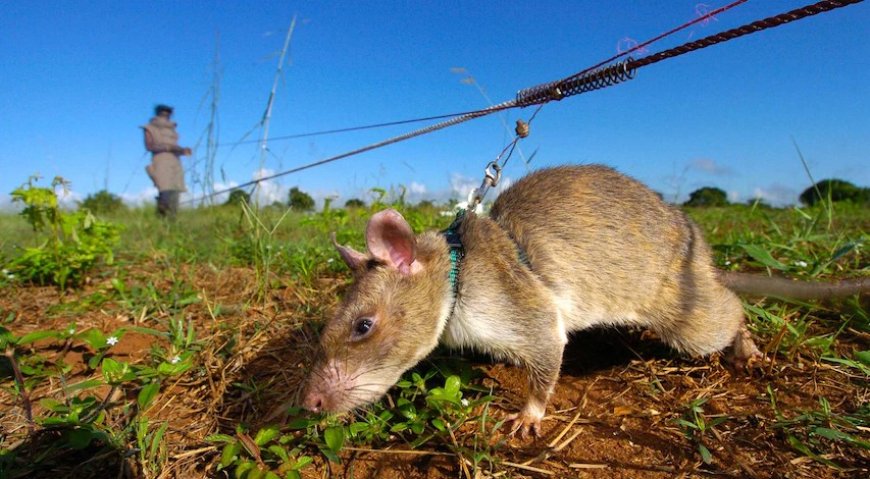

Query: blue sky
1,1,867,209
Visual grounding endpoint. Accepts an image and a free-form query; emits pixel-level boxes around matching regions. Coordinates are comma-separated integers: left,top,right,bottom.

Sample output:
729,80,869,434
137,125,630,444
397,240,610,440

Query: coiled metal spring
515,58,636,107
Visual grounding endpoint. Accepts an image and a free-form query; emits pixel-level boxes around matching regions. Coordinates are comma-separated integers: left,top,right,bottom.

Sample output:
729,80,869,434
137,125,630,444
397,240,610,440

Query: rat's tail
718,271,869,300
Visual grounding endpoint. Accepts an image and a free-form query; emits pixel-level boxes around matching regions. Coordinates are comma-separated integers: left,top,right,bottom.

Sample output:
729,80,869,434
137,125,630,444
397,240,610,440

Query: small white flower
327,258,334,263
461,398,469,407
170,355,181,364
794,260,808,268
106,336,118,346
724,260,731,266
67,327,76,335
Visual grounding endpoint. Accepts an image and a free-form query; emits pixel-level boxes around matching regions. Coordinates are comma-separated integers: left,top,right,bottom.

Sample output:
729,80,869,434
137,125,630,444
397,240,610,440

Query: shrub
224,190,250,206
288,187,314,212
344,198,365,209
6,176,122,289
799,179,870,206
684,187,729,207
80,190,125,214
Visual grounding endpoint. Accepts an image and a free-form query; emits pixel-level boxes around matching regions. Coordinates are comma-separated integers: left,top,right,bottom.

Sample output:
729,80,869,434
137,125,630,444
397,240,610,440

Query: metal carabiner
484,161,502,188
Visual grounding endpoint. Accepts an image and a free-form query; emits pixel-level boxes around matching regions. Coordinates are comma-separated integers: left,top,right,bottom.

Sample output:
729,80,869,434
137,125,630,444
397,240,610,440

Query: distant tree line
798,179,869,206
682,179,868,208
76,177,868,214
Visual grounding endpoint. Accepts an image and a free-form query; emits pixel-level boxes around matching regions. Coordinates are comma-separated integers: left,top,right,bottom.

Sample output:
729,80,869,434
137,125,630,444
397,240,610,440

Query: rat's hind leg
653,282,756,362
724,322,763,367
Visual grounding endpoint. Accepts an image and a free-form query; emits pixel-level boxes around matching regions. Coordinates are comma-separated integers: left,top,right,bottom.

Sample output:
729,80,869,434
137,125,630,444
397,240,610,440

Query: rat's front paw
506,406,544,438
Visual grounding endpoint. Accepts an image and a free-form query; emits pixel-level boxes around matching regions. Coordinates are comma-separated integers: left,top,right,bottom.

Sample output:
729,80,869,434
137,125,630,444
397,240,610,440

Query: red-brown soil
1,262,867,478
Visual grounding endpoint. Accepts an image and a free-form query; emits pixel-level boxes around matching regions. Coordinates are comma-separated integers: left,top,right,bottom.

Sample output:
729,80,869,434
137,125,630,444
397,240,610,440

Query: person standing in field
142,104,192,217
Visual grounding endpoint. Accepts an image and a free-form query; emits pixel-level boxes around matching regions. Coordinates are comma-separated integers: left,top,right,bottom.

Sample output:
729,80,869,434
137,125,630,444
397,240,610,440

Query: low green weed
111,276,200,317
0,319,196,476
768,385,869,469
674,397,730,464
210,365,499,479
135,417,170,478
230,199,294,301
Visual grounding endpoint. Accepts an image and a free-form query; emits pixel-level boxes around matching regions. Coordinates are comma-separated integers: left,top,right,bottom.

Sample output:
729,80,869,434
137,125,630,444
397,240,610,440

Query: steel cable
185,0,862,205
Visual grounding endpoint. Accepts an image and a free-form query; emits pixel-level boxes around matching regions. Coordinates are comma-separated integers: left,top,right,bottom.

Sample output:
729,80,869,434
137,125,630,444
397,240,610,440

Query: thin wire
214,2,747,150
187,100,517,204
574,0,749,78
628,0,864,70
501,104,544,171
214,109,504,148
185,1,748,205
185,0,860,205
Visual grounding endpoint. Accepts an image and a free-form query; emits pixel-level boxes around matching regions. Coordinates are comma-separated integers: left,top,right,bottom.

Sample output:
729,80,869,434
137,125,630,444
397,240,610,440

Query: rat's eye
351,317,374,340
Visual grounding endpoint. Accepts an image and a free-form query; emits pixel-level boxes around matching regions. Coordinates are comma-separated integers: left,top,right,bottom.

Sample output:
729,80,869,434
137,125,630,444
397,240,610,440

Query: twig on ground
5,346,35,432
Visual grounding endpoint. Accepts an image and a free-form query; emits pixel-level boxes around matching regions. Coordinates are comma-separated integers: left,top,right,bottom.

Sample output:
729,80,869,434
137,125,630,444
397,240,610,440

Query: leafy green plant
768,385,869,469
0,315,198,477
209,366,496,478
674,397,730,464
76,326,127,369
0,326,59,431
6,176,122,288
209,424,314,479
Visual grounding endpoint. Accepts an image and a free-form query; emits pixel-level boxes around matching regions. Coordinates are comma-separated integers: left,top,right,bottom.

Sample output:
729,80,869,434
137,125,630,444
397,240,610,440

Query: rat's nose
303,391,324,413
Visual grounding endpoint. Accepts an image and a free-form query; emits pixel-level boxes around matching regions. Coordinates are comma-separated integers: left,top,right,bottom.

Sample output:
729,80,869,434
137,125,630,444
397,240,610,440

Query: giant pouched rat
302,164,868,436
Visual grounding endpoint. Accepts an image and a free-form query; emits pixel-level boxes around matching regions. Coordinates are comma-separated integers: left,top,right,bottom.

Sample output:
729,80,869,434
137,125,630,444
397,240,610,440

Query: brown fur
303,165,758,435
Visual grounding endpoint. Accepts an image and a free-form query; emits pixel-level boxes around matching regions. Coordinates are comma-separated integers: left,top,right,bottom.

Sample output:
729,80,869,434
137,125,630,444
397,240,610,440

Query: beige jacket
142,116,186,192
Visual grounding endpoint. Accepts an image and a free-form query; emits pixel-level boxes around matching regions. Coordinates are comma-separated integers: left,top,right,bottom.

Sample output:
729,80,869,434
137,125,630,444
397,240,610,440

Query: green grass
0,196,867,478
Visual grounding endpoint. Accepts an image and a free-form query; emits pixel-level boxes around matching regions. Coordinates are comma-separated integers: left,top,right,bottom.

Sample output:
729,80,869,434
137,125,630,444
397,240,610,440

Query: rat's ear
332,232,367,271
365,209,419,275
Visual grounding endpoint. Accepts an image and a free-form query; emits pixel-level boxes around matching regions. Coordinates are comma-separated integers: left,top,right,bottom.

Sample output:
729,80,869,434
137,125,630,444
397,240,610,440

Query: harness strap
441,211,466,296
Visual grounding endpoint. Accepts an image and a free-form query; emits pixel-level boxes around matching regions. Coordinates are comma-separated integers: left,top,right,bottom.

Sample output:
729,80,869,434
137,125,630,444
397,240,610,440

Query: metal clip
468,161,502,212
484,161,502,187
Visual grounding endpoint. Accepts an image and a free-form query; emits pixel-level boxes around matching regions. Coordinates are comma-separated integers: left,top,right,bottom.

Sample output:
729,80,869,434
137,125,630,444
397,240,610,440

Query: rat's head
302,209,450,413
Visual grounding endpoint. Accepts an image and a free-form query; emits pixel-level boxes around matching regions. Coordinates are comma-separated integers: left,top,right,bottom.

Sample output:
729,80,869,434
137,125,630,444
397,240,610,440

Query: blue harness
441,211,466,295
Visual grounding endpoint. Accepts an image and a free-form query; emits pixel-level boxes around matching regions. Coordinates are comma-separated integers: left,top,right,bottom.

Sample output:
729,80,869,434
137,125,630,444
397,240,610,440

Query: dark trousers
157,190,180,218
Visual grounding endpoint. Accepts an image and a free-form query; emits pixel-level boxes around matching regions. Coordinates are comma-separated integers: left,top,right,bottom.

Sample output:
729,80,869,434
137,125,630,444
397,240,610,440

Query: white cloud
689,158,734,176
752,184,798,206
449,173,478,200
251,168,288,206
121,186,159,206
408,181,427,196
0,194,19,212
449,173,512,200
54,185,83,210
